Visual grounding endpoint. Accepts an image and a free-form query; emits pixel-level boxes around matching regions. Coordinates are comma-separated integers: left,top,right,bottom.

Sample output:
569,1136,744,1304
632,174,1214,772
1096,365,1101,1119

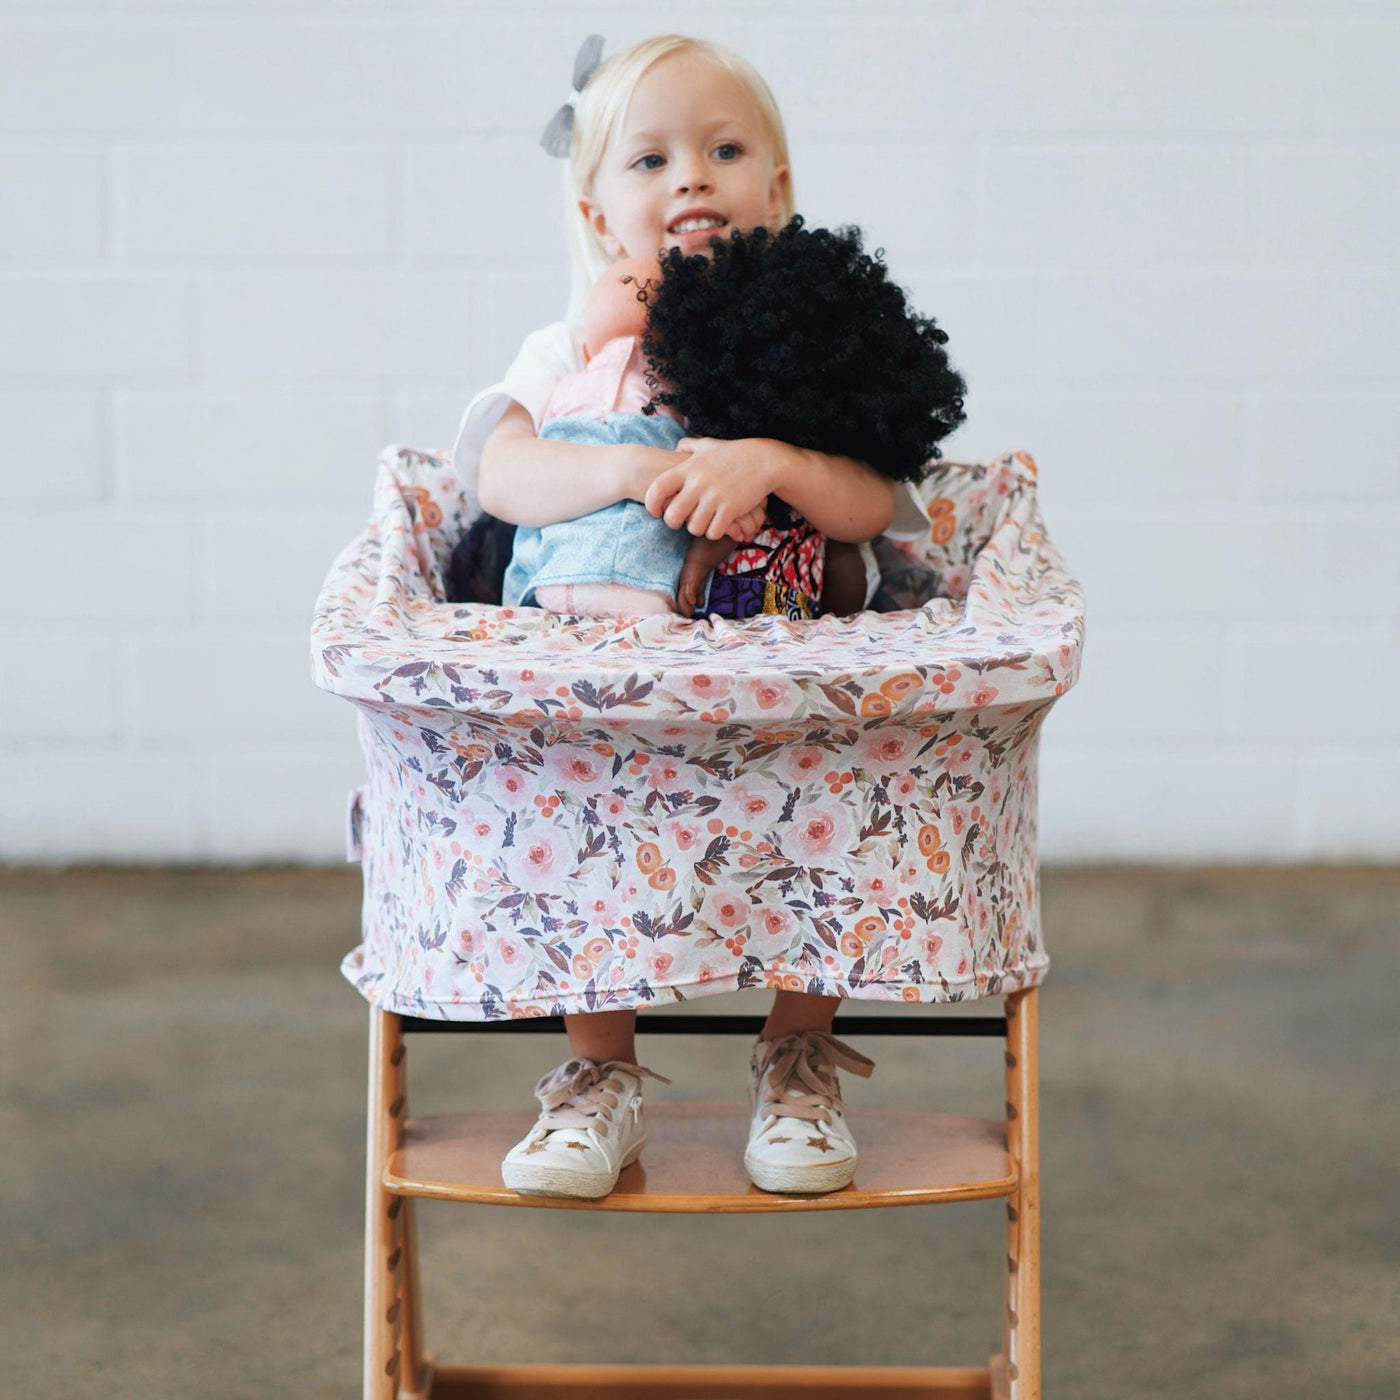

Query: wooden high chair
362,987,1041,1399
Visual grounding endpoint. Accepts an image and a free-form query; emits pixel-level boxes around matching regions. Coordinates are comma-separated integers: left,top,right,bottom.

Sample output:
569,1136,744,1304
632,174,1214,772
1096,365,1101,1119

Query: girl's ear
767,164,791,227
578,196,625,258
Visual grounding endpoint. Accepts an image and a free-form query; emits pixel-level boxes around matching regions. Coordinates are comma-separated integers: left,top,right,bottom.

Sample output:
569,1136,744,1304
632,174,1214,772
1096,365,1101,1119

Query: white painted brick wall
1,3,1396,865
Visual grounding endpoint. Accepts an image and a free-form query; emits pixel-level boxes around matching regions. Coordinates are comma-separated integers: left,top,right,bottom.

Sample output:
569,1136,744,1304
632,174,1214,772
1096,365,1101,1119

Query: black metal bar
398,1012,1007,1037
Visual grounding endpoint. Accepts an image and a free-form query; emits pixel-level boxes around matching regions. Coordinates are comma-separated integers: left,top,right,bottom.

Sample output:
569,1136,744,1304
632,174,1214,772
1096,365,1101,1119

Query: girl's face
580,51,791,263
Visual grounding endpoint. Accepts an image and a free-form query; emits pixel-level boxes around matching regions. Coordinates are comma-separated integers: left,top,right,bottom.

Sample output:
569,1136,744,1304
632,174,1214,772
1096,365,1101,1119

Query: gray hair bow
540,34,605,158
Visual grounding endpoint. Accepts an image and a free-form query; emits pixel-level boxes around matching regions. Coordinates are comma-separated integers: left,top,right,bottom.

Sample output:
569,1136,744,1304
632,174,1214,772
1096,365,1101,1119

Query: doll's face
579,51,791,264
581,256,660,361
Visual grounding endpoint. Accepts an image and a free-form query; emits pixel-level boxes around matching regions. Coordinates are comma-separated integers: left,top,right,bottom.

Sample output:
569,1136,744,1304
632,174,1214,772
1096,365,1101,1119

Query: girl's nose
673,167,713,196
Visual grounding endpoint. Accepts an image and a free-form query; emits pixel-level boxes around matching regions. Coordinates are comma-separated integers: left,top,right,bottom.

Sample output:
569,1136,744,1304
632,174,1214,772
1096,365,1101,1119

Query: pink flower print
496,934,525,968
858,870,900,906
944,743,975,776
454,925,481,957
493,765,532,809
756,904,795,943
856,728,915,772
785,745,828,783
728,779,776,824
968,683,999,709
580,892,620,926
786,804,854,865
886,771,921,806
512,824,568,892
647,755,689,795
465,807,500,847
701,885,751,934
545,744,612,797
741,674,799,714
596,792,627,826
944,564,970,593
923,934,944,962
660,818,705,873
686,672,732,701
949,808,966,836
648,949,675,980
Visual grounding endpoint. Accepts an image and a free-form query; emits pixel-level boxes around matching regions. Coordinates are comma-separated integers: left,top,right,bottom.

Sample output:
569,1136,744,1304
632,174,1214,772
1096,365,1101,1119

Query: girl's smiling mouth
667,208,728,243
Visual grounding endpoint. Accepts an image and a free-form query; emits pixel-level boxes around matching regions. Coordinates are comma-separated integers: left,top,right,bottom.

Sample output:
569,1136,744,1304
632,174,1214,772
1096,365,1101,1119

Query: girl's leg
759,989,841,1042
564,1008,638,1064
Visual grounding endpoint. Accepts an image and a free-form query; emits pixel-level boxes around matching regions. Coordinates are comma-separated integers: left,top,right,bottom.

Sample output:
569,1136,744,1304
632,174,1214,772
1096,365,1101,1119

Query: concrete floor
3,866,1397,1399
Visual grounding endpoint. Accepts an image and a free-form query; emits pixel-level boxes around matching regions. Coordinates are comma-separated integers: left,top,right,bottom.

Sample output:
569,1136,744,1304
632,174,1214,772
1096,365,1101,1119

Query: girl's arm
770,442,896,542
477,401,688,527
644,436,896,544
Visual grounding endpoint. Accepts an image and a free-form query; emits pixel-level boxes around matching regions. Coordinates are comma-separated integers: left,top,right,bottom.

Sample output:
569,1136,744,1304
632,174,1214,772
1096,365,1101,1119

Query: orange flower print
917,825,943,858
647,866,677,891
860,691,892,717
854,915,886,943
635,842,663,874
926,495,956,545
405,486,443,528
879,672,923,702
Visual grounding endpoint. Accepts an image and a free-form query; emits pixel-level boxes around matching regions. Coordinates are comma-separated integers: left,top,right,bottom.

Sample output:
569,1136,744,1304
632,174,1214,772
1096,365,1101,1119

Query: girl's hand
728,502,767,543
644,436,790,541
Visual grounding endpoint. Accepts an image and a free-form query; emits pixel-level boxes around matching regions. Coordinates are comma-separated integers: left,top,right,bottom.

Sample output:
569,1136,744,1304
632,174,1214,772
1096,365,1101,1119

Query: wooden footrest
384,1103,1014,1212
419,1359,996,1397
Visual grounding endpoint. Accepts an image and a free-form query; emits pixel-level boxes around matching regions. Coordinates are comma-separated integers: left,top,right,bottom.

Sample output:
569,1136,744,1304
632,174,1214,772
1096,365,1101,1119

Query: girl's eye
714,143,741,160
634,154,665,171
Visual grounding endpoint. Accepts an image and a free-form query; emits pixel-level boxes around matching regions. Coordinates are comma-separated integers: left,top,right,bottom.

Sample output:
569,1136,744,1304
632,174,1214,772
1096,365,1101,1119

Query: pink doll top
539,333,684,426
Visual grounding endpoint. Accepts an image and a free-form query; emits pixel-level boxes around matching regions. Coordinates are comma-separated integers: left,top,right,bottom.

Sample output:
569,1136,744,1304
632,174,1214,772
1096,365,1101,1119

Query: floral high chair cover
312,445,1083,1021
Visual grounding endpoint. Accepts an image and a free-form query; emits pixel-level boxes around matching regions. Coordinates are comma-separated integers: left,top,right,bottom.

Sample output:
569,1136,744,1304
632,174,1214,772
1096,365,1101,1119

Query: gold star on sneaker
523,1142,547,1155
564,1139,591,1151
768,1135,792,1144
806,1135,835,1153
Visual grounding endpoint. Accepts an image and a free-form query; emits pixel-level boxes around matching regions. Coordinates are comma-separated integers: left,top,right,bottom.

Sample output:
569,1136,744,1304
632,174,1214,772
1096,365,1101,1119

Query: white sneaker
744,1029,876,1194
501,1054,672,1199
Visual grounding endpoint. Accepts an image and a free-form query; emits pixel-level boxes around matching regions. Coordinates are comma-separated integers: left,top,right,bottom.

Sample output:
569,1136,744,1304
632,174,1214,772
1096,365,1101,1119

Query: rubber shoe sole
743,1146,857,1195
502,1135,645,1200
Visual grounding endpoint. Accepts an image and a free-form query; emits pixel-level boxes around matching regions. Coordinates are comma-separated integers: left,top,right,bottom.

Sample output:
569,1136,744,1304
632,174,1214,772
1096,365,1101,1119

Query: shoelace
532,1056,673,1139
754,1030,876,1126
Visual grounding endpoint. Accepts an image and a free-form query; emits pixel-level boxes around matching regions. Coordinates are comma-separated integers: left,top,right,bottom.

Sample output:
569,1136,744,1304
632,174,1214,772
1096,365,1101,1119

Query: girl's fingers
645,468,682,516
664,485,700,529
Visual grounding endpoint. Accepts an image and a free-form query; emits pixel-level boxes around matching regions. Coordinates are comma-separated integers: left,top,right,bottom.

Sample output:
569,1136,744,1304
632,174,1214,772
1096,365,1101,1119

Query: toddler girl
452,33,885,1200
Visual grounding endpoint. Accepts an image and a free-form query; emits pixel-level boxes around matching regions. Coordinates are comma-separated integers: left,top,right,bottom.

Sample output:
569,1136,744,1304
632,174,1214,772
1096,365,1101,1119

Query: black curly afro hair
636,215,966,486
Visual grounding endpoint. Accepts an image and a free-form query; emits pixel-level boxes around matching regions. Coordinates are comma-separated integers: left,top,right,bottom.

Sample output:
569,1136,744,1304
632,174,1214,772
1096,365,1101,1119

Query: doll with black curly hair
636,214,967,619
455,217,966,620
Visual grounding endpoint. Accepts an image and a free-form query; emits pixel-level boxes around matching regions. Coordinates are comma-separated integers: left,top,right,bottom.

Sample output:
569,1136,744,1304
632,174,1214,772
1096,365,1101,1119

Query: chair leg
364,1007,429,1400
1002,986,1042,1400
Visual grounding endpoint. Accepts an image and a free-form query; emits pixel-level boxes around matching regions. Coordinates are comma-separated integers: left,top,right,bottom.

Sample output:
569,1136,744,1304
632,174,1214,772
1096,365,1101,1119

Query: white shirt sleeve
450,319,584,501
858,540,881,606
889,478,930,536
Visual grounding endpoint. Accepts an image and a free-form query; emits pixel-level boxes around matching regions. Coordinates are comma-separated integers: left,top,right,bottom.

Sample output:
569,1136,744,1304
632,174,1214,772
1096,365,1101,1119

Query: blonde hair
561,34,796,323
